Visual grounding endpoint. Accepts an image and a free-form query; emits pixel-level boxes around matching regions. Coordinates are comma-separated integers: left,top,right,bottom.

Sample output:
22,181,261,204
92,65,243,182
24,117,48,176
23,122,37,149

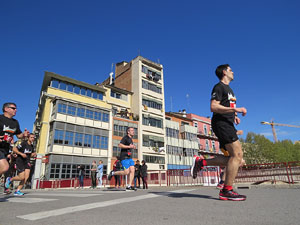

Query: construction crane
260,120,300,142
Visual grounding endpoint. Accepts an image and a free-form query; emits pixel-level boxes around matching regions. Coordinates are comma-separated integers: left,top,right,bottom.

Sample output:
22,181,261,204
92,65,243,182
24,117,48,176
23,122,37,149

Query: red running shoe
191,155,204,179
216,183,224,190
219,189,246,201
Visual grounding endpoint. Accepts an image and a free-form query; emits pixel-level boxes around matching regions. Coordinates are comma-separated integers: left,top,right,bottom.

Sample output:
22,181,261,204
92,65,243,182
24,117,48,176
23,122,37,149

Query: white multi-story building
105,56,166,171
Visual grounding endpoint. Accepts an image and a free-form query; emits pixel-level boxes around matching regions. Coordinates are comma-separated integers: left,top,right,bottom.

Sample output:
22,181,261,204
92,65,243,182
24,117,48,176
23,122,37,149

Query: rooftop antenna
138,49,141,56
157,58,160,64
170,96,173,112
186,93,191,112
111,63,114,73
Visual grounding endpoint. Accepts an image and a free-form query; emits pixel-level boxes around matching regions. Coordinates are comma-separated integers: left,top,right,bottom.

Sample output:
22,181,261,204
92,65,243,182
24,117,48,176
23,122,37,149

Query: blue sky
1,0,299,142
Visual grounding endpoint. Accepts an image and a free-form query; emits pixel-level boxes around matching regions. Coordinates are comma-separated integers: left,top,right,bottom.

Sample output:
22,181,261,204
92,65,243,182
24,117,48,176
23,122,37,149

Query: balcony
113,109,139,121
197,130,218,140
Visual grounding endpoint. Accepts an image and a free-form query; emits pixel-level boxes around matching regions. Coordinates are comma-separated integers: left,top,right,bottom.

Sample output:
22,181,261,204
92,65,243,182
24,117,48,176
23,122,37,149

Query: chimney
109,72,113,85
182,109,186,117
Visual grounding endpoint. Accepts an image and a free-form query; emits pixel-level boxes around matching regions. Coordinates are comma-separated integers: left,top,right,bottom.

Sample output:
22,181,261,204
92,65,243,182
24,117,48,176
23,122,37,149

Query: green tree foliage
241,132,300,164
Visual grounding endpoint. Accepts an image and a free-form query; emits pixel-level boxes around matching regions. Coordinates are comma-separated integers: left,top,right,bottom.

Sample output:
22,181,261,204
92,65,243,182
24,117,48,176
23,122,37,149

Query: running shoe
219,189,246,201
126,186,137,191
4,188,11,195
14,190,25,196
5,177,11,189
191,155,204,179
216,183,224,190
107,171,114,181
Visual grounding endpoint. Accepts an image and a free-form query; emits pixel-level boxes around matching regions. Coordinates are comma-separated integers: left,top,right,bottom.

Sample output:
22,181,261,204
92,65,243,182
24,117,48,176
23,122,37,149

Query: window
97,92,103,100
74,86,80,94
212,141,215,151
194,122,198,128
100,136,108,149
92,91,98,99
67,106,76,116
142,115,163,128
61,164,71,179
80,88,86,96
58,104,67,113
113,146,121,157
64,131,74,145
86,89,92,97
59,82,67,90
94,111,102,121
51,79,59,88
75,133,83,146
86,109,94,119
142,80,162,94
67,84,74,92
142,98,162,110
93,135,100,148
50,163,60,179
205,139,209,150
77,108,85,117
84,134,92,147
50,79,104,100
204,125,208,135
143,134,164,148
143,155,165,164
102,113,109,122
54,130,64,144
166,128,179,138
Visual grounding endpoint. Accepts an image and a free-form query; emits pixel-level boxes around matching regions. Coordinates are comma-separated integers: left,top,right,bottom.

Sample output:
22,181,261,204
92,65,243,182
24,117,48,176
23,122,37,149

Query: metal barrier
35,161,300,189
287,161,300,184
235,162,291,184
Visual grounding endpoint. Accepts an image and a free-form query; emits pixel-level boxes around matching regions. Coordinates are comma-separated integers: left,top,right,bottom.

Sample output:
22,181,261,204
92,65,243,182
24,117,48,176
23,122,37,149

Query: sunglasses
8,107,17,110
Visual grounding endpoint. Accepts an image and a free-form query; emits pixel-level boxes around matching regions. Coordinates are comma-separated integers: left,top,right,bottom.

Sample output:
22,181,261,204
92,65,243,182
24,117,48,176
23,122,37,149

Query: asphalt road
0,185,299,225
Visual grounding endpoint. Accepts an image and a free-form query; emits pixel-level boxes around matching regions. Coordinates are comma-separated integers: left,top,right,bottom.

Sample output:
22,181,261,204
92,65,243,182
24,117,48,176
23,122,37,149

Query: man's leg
191,155,229,179
218,140,246,201
17,169,30,191
224,140,243,187
0,158,9,176
128,166,135,187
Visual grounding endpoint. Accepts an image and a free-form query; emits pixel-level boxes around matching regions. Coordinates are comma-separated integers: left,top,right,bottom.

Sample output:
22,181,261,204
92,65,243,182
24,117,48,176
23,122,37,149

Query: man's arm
12,146,27,159
118,142,136,149
210,100,247,116
16,128,30,139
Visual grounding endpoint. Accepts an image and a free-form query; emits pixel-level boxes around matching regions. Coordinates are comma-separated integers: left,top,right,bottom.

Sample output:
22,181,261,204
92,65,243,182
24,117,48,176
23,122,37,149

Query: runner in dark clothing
0,102,29,177
191,64,247,201
5,133,36,196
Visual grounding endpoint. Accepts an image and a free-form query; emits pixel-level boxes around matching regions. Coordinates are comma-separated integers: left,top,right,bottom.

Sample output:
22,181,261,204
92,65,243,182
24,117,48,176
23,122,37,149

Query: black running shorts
15,157,26,173
0,150,7,160
212,119,238,146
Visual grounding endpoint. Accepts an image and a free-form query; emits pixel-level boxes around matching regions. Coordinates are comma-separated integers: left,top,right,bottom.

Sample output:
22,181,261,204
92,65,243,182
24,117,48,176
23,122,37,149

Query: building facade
186,113,221,157
165,112,199,169
34,72,112,180
105,56,166,171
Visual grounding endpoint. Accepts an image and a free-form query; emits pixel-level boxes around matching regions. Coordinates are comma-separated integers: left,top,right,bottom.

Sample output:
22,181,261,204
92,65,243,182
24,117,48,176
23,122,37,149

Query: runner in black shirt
107,127,137,190
5,133,36,196
191,64,247,201
0,102,29,177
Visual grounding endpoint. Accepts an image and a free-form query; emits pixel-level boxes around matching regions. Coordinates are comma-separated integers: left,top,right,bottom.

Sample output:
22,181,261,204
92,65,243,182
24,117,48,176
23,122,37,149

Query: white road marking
7,198,57,203
17,189,195,221
27,193,103,197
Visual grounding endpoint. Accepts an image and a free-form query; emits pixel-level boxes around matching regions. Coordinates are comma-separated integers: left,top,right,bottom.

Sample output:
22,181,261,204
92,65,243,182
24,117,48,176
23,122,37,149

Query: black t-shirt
0,114,22,154
119,135,133,161
17,141,34,162
211,82,236,123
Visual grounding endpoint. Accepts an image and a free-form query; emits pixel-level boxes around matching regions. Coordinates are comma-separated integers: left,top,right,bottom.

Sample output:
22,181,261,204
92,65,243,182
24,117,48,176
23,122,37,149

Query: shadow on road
149,191,219,201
